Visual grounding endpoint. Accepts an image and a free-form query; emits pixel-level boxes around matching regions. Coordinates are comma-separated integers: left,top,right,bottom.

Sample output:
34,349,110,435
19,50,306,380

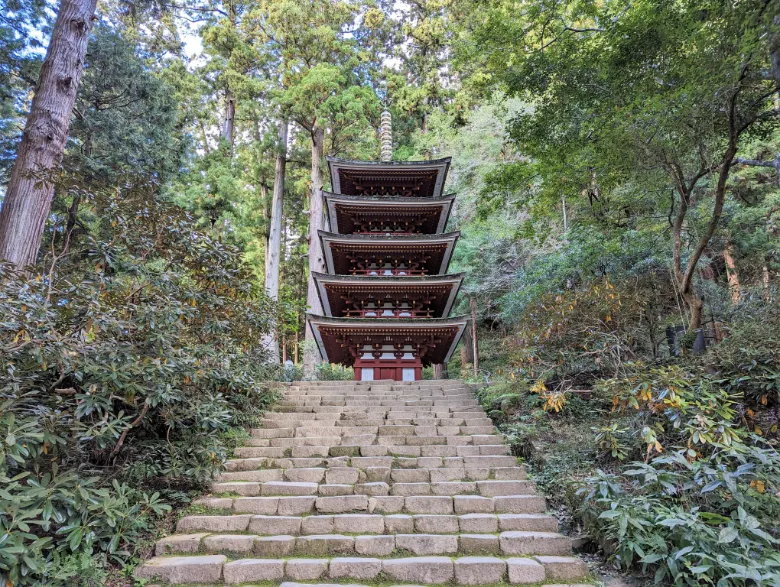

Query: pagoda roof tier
323,192,455,235
312,272,464,319
327,157,451,198
319,231,460,276
308,314,469,366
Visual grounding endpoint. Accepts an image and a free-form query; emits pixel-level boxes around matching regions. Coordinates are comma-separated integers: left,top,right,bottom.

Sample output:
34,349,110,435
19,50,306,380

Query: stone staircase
135,380,591,586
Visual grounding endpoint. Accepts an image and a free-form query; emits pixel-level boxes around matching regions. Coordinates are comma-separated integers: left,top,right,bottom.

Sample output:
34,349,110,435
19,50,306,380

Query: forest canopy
0,0,778,585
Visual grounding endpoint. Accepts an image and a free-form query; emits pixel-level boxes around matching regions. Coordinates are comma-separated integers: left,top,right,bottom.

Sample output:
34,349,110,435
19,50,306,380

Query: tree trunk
762,263,772,301
221,88,235,149
266,118,288,302
722,241,741,304
561,194,568,231
0,0,98,268
432,364,444,379
261,118,288,364
470,297,479,377
682,290,704,334
303,126,326,377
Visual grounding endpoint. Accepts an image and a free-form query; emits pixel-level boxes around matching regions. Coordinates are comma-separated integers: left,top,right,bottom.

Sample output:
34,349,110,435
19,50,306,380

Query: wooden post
470,297,479,377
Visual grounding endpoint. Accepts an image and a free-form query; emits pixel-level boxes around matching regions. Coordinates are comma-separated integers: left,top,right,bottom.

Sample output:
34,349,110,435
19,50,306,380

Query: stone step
158,531,571,557
135,553,587,584
225,454,520,470
266,405,483,413
256,416,494,425
239,436,505,449
233,445,509,460
175,512,559,536
278,400,478,407
210,479,536,497
219,465,527,482
135,379,588,587
188,493,547,515
242,433,504,447
279,391,477,398
255,424,496,434
266,416,490,423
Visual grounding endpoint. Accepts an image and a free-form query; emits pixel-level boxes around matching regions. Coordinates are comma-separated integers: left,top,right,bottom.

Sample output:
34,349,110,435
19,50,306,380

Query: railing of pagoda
344,308,433,318
353,230,422,235
350,268,428,276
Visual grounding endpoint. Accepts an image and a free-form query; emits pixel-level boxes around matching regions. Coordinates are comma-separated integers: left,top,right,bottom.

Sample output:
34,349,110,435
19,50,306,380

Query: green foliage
315,363,355,381
0,185,279,581
706,303,780,408
579,443,780,586
0,470,169,585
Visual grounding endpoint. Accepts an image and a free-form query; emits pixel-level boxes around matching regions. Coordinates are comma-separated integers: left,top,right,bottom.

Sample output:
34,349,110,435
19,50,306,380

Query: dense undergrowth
471,296,780,586
0,188,281,586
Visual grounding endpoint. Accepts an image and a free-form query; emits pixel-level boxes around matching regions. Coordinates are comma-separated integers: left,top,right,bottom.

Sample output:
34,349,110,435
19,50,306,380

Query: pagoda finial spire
380,109,392,162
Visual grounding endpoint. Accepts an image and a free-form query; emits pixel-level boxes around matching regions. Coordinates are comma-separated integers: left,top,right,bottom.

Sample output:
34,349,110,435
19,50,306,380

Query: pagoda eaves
312,272,464,319
327,157,451,198
323,191,455,235
319,230,460,276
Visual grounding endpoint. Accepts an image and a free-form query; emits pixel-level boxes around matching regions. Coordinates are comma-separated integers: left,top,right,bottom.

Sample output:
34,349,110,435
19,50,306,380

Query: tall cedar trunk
261,118,288,363
470,297,479,377
303,126,326,376
432,364,444,379
0,0,98,268
266,118,288,301
260,181,270,280
723,241,741,303
221,89,235,149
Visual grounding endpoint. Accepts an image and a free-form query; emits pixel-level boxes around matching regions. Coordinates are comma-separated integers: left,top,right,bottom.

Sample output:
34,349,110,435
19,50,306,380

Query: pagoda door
380,367,398,380
353,345,422,381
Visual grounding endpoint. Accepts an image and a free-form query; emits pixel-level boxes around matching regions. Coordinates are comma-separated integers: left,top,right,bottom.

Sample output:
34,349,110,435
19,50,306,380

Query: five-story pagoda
307,116,468,381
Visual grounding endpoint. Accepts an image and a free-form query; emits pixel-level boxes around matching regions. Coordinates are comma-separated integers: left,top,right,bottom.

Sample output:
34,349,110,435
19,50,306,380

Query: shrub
0,192,279,584
579,442,780,586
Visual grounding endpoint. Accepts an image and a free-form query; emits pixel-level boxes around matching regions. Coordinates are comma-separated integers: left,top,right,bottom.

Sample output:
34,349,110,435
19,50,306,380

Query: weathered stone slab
176,515,251,533
459,533,500,554
155,533,207,555
395,533,458,555
404,496,453,514
333,514,384,534
295,534,355,555
253,535,295,556
354,534,395,556
413,514,459,533
316,495,368,513
329,557,382,580
507,557,545,584
248,515,301,535
203,534,256,553
382,557,454,584
134,555,225,583
223,559,284,584
535,555,589,580
285,558,329,581
459,513,499,533
454,556,507,585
